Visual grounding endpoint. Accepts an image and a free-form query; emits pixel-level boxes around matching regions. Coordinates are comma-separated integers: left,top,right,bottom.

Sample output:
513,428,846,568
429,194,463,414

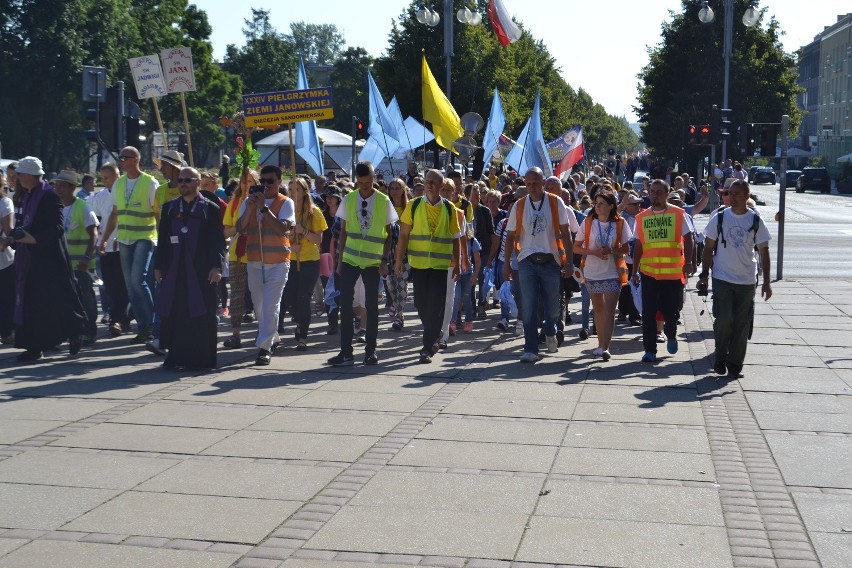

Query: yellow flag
421,54,463,151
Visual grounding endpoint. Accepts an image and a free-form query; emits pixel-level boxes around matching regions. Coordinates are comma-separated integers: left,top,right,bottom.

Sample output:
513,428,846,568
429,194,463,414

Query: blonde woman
286,177,327,350
222,169,258,349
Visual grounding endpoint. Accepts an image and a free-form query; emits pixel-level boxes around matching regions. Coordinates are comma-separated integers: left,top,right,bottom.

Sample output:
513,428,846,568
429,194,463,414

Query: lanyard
596,219,613,248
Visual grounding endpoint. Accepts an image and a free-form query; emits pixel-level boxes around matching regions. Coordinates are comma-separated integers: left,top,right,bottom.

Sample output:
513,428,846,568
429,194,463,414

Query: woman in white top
573,191,633,361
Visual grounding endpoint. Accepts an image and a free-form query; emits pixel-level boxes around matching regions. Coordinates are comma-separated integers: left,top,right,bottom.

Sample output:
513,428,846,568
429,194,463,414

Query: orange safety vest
245,194,291,263
580,216,629,285
635,205,685,282
513,192,567,265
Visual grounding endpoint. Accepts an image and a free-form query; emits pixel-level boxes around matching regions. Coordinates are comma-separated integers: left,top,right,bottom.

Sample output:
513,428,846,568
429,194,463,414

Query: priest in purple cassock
154,167,226,370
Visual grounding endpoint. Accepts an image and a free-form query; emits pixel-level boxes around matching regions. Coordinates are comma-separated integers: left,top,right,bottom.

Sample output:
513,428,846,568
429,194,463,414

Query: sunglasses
260,178,276,185
176,177,198,183
361,200,369,217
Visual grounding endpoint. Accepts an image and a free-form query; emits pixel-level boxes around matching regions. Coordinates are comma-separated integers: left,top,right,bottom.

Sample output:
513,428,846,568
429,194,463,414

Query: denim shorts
585,278,622,294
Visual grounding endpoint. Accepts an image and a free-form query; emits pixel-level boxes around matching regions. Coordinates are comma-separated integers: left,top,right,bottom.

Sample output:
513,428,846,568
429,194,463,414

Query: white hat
154,150,185,169
16,156,44,176
50,170,79,186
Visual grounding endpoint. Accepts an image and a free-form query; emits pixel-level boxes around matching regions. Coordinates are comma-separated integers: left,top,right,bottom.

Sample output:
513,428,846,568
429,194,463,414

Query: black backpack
714,205,760,254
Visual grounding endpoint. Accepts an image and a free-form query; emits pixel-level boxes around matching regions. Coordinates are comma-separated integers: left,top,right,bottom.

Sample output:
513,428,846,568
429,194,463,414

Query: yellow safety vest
114,172,157,243
343,192,390,268
407,197,455,270
65,198,93,270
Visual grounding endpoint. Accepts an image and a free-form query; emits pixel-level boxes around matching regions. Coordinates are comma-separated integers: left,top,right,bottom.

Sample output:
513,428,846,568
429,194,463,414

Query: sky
199,0,846,123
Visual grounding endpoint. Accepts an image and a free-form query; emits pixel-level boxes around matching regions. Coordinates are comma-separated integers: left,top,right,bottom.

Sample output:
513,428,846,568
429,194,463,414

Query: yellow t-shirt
154,183,181,218
453,197,474,223
223,196,246,263
292,206,328,263
394,205,404,219
400,197,461,237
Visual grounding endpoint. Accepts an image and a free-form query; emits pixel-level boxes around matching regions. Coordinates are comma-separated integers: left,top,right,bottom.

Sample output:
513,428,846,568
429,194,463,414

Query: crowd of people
0,150,772,376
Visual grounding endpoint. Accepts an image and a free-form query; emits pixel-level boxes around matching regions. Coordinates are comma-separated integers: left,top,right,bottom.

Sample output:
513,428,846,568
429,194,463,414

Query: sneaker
617,314,627,322
546,335,558,353
391,319,403,331
463,321,473,333
223,336,242,349
438,340,448,350
667,337,678,354
713,359,727,375
327,352,355,366
656,333,666,344
592,347,604,356
579,329,590,340
519,351,541,363
514,321,523,336
354,329,367,344
295,342,308,351
255,349,272,366
629,317,642,326
641,352,658,363
108,322,122,337
449,322,456,336
364,351,378,365
601,349,611,361
497,318,509,331
418,351,432,364
145,339,166,356
243,312,255,323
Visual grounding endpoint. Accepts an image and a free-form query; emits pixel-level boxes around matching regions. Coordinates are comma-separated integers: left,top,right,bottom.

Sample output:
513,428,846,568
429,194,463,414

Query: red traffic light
355,119,366,140
700,126,710,135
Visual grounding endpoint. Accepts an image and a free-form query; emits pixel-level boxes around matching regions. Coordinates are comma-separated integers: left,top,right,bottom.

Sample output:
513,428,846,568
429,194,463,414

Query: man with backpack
697,179,772,378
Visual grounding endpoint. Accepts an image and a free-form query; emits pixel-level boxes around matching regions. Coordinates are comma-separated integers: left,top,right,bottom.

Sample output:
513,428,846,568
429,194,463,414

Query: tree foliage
286,22,345,66
0,0,242,170
635,0,801,159
373,0,639,158
327,47,374,134
222,8,296,95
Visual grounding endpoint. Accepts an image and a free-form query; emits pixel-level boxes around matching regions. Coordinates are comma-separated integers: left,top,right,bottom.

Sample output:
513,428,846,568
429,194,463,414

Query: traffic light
699,124,712,145
85,107,98,142
719,108,732,142
743,123,755,155
99,86,121,152
711,105,720,143
355,118,366,140
687,125,697,145
124,101,146,149
758,124,778,157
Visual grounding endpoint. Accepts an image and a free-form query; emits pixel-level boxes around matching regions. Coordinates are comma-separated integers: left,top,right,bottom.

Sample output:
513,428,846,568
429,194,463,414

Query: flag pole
152,97,168,152
288,123,297,178
179,92,193,166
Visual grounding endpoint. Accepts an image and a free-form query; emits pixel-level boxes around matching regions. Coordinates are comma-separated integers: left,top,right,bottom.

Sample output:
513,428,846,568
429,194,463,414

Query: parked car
784,170,802,188
752,167,776,185
795,167,831,193
747,165,761,183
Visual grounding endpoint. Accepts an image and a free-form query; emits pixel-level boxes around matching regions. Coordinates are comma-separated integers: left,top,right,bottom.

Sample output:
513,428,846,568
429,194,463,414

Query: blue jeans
518,258,561,354
119,239,154,330
454,272,474,323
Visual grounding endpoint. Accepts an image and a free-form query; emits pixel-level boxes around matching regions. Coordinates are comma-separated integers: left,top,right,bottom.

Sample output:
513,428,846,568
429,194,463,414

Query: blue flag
366,71,400,163
505,91,552,177
294,56,324,175
482,89,506,164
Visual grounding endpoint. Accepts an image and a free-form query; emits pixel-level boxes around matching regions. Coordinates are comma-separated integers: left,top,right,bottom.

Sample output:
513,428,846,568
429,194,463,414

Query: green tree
286,22,345,65
372,0,639,160
327,47,374,134
635,0,800,159
222,8,296,94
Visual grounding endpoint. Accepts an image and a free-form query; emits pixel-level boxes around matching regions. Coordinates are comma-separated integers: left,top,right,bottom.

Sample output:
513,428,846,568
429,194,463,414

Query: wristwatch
260,205,269,214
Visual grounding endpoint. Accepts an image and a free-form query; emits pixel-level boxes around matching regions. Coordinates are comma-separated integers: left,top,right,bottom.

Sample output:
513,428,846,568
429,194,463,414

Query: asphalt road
696,182,852,280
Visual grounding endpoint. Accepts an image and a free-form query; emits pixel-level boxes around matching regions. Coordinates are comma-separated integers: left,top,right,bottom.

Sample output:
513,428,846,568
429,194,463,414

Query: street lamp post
698,1,759,163
416,2,482,103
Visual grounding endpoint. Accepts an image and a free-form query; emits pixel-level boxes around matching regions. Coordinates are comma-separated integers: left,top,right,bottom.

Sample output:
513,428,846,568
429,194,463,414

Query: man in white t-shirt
698,179,772,378
504,167,574,362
